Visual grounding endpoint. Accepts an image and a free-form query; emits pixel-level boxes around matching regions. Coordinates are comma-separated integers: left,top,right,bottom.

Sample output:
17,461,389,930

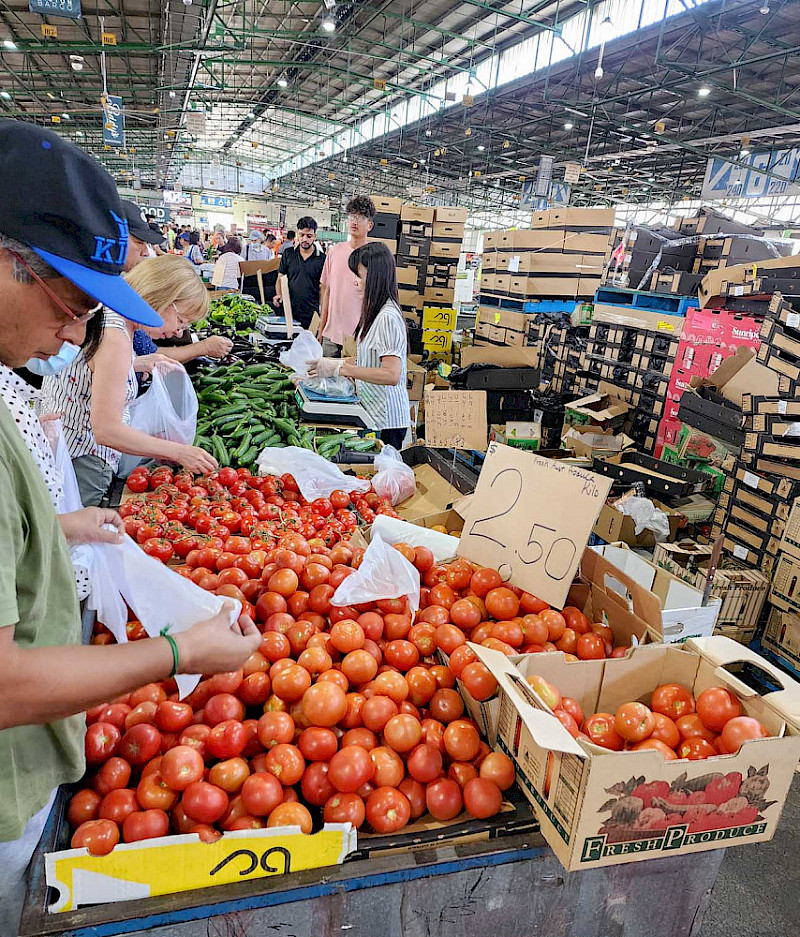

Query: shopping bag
371,446,415,505
331,532,420,615
279,329,322,379
91,536,242,697
257,446,371,501
127,364,198,445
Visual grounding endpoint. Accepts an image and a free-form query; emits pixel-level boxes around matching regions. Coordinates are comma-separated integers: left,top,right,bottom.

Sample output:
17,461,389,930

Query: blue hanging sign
28,0,82,19
200,194,233,209
701,147,800,199
520,180,570,208
101,94,125,148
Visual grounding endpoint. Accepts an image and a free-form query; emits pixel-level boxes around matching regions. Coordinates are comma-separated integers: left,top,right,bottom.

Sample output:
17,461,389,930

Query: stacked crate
395,204,434,319
426,207,466,310
480,208,616,302
368,195,401,254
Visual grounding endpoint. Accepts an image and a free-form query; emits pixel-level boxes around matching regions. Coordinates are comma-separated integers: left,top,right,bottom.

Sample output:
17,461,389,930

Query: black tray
592,451,712,498
459,367,540,391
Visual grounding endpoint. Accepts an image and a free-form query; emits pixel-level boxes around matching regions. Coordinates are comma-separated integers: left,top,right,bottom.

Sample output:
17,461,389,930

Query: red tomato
257,711,295,749
614,702,655,743
719,716,769,754
241,772,284,816
676,714,716,744
460,663,497,702
154,701,193,734
99,788,139,825
650,683,695,720
632,739,678,760
479,752,515,790
206,720,248,760
181,781,229,824
553,709,579,738
650,712,680,750
119,724,161,765
298,727,338,762
329,745,375,792
463,778,503,818
137,773,179,811
122,809,170,843
365,787,411,833
696,687,743,733
428,688,464,723
264,743,305,786
469,568,502,598
160,745,204,790
677,737,717,760
71,819,120,855
84,722,121,764
443,720,480,761
204,693,245,726
68,789,102,826
407,743,443,783
484,587,519,621
209,757,251,794
324,792,366,828
267,802,313,833
583,713,624,751
94,757,132,797
426,778,463,821
576,633,607,661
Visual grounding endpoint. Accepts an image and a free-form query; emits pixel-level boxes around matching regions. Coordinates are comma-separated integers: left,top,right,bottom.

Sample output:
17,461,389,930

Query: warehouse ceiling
1,0,798,217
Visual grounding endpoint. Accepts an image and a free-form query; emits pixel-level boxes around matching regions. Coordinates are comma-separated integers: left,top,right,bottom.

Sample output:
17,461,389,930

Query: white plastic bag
371,446,415,505
128,364,198,445
90,536,241,697
279,329,322,379
331,532,421,615
617,496,671,542
257,446,371,501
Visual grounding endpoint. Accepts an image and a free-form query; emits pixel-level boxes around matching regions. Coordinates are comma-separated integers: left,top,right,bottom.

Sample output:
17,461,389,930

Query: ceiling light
594,65,604,80
321,15,336,32
564,121,574,130
477,144,485,151
759,3,770,12
62,112,69,119
3,39,17,51
76,130,83,137
597,15,614,44
425,128,431,136
182,0,192,5
698,86,711,97
247,111,255,118
69,54,84,71
277,76,288,88
168,90,176,99
0,90,10,99
740,148,751,157
47,92,56,99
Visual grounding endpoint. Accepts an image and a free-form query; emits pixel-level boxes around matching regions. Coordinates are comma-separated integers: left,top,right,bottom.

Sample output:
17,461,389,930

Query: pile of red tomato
71,531,520,857
526,675,770,760
120,464,398,579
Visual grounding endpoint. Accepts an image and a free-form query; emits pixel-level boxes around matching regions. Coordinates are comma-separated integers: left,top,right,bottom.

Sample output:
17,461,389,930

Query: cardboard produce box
435,205,468,224
581,543,721,643
400,204,435,224
371,195,403,214
762,605,800,674
564,392,630,429
561,427,633,460
477,636,800,871
489,422,542,451
593,496,683,548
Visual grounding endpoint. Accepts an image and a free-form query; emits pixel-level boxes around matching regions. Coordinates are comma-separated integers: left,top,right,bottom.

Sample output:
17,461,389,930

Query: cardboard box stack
481,208,616,302
611,207,792,295
762,491,800,676
395,203,434,319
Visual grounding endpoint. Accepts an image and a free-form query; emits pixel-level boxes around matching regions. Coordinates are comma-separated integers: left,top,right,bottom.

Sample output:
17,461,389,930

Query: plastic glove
306,357,343,379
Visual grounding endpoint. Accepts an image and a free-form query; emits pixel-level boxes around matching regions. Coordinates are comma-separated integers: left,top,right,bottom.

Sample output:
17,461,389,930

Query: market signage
535,154,555,197
101,94,125,148
520,180,570,209
163,190,193,207
139,204,169,224
200,194,233,209
701,147,800,199
28,0,82,19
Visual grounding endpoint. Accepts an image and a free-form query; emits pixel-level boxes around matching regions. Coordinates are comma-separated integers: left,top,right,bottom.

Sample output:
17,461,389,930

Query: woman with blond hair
42,253,218,506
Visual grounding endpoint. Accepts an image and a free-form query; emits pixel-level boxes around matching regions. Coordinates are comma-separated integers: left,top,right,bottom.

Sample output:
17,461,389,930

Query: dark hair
81,308,105,362
296,216,317,232
220,237,241,255
265,234,276,243
345,195,376,221
347,242,398,341
286,230,296,240
188,231,200,245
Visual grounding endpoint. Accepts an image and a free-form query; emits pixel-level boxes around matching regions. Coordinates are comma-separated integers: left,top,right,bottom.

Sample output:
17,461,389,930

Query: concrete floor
699,774,800,937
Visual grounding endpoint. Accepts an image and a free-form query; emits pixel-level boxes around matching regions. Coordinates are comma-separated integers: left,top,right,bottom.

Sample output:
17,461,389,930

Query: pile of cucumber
193,362,380,471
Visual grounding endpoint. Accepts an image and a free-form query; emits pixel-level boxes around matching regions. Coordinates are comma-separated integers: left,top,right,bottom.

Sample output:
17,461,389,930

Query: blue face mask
25,342,81,377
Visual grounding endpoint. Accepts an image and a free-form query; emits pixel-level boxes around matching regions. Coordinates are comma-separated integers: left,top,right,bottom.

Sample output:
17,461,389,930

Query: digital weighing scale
295,381,373,428
254,315,303,342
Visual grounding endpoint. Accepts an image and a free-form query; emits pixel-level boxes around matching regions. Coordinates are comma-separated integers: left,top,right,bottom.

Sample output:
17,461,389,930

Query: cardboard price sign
457,443,612,607
424,389,487,450
422,306,457,330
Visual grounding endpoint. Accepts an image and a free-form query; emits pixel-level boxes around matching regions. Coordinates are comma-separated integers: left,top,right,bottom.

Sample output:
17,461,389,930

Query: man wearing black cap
119,199,166,268
0,119,260,935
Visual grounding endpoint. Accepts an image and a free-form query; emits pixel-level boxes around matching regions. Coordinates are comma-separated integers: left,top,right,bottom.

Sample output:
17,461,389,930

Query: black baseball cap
0,119,161,327
120,200,165,246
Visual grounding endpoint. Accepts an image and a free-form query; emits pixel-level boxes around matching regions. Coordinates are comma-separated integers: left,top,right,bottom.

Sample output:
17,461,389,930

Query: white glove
306,357,343,379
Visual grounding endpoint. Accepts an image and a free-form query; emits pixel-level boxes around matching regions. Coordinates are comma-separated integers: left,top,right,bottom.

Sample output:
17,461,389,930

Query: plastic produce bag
306,375,356,398
617,496,671,542
371,446,415,505
331,532,421,615
257,446,371,501
279,329,322,379
128,364,198,445
89,536,241,697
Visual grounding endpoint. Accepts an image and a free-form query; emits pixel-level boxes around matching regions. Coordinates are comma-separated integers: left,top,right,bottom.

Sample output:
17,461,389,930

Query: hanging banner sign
185,111,207,135
564,162,582,184
29,0,81,19
534,154,555,197
521,180,570,209
701,147,800,199
200,194,233,209
101,94,125,148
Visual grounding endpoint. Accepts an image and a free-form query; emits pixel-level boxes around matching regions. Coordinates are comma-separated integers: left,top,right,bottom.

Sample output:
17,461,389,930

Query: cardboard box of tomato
473,636,800,870
447,581,651,745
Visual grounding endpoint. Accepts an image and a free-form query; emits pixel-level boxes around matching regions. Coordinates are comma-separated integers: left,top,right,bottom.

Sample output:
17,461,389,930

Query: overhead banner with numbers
29,0,82,19
457,443,611,607
701,147,800,199
101,94,124,148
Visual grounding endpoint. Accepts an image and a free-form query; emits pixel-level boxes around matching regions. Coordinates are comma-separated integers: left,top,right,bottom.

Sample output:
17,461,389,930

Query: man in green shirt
0,120,261,935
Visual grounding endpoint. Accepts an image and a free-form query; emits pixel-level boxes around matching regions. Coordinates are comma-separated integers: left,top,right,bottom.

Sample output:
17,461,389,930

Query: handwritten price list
457,442,612,607
424,389,487,450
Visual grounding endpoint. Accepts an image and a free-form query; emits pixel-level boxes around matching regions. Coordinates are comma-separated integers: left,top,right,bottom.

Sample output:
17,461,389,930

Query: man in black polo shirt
274,216,325,329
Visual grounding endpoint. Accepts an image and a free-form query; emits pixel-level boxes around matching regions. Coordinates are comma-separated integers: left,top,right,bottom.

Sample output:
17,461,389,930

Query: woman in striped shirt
308,242,409,449
41,254,217,506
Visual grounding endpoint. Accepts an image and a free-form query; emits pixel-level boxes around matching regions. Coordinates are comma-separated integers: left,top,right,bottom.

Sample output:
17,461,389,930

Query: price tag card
424,389,487,450
422,306,457,330
422,329,453,353
457,443,612,607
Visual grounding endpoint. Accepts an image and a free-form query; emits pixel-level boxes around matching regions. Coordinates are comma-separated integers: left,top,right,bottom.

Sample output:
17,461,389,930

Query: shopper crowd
0,117,411,937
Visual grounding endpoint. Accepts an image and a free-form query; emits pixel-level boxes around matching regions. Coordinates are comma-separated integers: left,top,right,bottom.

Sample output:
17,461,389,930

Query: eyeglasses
8,249,102,324
170,301,191,327
347,213,369,224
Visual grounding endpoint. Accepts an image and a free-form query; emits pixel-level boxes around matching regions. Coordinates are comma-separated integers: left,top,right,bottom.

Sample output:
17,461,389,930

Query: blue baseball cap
0,119,162,328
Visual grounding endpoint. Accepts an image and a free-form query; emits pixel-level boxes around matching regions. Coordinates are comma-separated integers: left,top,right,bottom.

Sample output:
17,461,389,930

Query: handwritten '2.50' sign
457,443,612,608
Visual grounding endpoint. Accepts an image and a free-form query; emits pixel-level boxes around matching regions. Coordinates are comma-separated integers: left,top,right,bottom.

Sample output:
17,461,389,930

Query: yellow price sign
656,321,675,331
422,306,457,330
423,329,453,353
41,23,57,37
47,825,356,912
102,32,117,45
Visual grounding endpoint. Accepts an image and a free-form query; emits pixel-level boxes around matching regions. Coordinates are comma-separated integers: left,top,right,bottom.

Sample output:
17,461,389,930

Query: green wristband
160,628,180,677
